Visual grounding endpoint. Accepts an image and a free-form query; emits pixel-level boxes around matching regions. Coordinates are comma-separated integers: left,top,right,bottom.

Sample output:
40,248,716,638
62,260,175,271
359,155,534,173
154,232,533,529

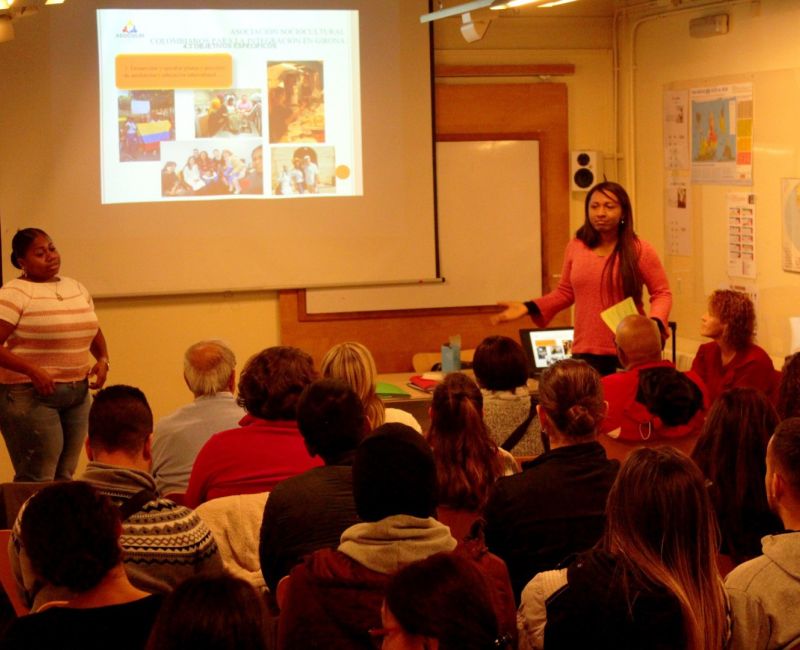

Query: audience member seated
152,340,245,496
277,423,516,650
473,335,544,457
320,341,421,433
601,314,707,442
378,552,514,650
691,388,782,565
195,492,269,591
691,289,779,404
11,385,222,609
484,359,619,602
259,379,365,594
518,447,728,650
2,482,163,650
185,346,322,507
427,373,518,541
777,351,800,420
145,574,270,650
726,417,800,650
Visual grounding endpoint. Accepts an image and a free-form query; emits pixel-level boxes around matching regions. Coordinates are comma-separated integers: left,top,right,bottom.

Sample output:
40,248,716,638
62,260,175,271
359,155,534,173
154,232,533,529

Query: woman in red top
690,289,779,405
494,182,671,376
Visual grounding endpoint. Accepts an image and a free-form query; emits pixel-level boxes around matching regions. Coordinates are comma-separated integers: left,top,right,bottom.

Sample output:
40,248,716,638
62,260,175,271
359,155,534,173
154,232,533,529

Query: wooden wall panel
280,82,570,372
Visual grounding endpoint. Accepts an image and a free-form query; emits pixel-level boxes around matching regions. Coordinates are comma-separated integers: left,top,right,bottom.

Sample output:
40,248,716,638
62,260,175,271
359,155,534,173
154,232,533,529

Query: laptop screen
519,327,575,375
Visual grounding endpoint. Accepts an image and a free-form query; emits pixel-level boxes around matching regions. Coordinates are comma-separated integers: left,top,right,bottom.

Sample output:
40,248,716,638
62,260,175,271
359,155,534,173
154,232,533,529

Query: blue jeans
0,380,90,481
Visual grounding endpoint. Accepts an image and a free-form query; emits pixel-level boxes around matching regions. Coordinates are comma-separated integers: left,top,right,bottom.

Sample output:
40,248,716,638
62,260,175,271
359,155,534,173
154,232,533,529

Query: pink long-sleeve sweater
532,238,672,356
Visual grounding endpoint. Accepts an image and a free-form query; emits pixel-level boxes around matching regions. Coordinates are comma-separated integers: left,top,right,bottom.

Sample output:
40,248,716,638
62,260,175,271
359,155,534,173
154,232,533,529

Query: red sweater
601,360,708,441
690,341,780,405
533,238,672,356
185,415,322,507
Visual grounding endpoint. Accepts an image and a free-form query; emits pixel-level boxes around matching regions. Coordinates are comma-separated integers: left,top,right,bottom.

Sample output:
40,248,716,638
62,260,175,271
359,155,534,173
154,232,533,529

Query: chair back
0,482,54,528
0,529,28,616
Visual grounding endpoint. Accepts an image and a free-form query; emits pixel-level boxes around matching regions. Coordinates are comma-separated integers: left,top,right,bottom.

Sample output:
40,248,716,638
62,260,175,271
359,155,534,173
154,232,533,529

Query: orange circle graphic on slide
335,165,351,179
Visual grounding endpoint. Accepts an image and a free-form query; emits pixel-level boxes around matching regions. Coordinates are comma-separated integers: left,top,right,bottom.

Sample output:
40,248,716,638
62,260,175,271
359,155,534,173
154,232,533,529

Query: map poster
691,83,753,184
781,178,800,273
727,192,756,279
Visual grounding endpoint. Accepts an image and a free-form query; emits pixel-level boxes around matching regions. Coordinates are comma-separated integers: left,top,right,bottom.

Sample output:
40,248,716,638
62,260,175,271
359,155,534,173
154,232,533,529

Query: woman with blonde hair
518,446,728,650
320,342,421,433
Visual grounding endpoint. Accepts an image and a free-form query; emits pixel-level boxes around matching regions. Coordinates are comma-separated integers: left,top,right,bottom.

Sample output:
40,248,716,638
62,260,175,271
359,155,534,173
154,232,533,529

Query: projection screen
0,0,437,296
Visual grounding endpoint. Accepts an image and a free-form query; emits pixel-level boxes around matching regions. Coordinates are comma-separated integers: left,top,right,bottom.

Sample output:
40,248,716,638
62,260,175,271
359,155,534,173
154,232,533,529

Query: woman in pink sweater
494,182,672,375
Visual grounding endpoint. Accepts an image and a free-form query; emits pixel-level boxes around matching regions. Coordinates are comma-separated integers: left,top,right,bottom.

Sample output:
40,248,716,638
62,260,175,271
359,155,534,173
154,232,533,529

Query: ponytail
429,373,503,510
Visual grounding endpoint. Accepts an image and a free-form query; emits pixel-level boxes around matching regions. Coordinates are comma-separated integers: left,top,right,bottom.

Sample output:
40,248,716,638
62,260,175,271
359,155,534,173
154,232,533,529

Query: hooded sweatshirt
277,515,457,650
725,532,800,650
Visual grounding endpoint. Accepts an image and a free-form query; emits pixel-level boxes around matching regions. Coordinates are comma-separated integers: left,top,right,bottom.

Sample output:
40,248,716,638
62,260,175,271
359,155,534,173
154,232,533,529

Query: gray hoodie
725,532,800,649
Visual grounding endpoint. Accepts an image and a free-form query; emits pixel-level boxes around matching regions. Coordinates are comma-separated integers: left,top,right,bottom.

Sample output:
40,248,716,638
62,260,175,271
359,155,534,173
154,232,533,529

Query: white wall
620,0,800,361
434,13,616,233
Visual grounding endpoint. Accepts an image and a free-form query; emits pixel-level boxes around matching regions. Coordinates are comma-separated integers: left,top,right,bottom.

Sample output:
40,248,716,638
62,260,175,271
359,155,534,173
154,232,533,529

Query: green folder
376,382,411,398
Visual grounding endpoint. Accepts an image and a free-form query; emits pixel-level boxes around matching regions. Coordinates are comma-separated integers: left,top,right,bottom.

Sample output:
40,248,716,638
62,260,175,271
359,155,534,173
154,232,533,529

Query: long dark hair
691,387,781,562
427,373,503,510
576,182,643,305
603,447,727,650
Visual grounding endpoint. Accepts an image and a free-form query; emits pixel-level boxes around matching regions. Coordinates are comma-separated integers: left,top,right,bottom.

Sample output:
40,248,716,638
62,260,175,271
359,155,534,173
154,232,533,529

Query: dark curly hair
708,289,755,351
636,367,703,426
20,481,122,593
236,346,317,420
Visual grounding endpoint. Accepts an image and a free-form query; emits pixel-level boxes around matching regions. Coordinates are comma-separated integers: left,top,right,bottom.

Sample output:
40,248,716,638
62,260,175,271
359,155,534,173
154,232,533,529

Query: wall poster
691,83,753,184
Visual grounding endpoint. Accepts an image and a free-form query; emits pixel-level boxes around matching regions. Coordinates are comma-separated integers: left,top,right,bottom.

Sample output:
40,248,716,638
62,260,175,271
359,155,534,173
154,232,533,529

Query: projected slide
97,9,361,204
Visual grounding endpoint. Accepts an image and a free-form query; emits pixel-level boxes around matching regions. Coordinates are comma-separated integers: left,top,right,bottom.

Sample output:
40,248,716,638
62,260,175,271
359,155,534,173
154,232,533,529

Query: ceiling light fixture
420,0,493,23
0,0,66,43
538,0,579,7
490,0,545,10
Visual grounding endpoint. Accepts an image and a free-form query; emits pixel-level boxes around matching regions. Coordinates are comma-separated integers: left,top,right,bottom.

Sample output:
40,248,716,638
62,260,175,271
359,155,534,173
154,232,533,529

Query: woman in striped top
0,228,109,481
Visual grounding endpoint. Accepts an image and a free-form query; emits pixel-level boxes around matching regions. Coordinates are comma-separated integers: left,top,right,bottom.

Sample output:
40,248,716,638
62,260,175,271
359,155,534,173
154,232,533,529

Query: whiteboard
306,139,541,313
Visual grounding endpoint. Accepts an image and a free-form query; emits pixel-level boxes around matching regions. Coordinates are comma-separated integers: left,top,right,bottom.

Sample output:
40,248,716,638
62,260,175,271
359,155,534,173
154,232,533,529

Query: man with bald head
600,314,708,441
152,340,245,495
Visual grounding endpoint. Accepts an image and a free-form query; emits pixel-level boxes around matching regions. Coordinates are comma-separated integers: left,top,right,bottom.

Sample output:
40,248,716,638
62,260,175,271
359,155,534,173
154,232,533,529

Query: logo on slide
117,21,143,38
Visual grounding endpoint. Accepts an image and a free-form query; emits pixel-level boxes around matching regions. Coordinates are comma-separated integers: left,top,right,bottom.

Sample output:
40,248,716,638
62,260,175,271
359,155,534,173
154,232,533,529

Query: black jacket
483,441,619,601
545,549,685,649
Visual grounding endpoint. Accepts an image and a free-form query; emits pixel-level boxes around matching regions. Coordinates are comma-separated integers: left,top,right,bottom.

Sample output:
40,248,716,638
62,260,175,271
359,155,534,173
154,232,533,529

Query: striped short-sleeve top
0,277,99,384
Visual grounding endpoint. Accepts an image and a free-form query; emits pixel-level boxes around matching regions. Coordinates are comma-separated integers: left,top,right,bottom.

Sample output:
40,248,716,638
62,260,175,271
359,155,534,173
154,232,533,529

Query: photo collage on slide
117,61,336,199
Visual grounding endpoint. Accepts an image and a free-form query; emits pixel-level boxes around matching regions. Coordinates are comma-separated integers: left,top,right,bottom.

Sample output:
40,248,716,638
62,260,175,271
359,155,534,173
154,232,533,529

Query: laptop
519,327,575,377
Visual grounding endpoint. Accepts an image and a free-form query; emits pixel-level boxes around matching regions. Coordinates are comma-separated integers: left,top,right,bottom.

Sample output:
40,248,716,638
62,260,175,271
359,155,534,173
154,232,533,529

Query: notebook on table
519,327,575,377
